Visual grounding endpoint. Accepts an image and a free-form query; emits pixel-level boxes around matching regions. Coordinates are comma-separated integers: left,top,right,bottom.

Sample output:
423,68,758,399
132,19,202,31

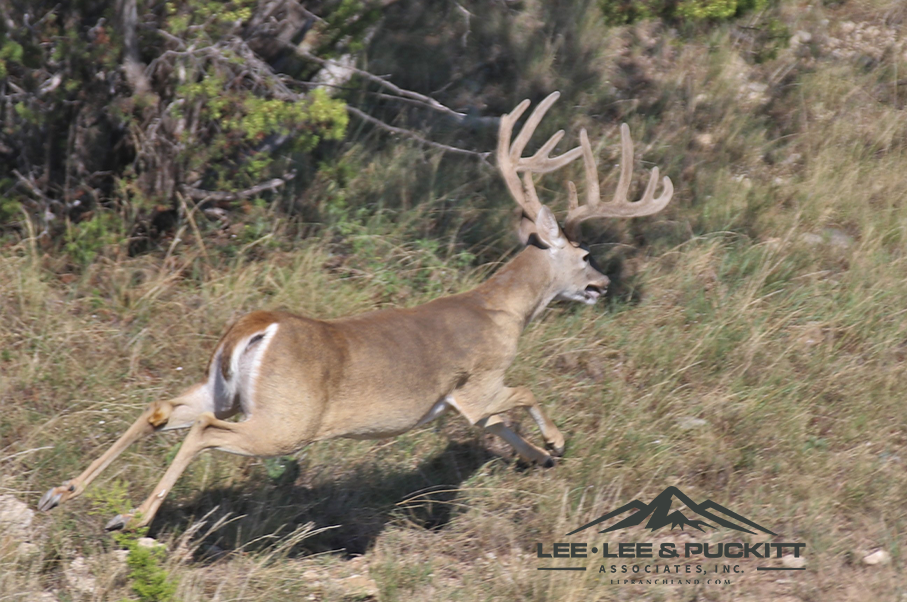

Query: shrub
599,0,772,25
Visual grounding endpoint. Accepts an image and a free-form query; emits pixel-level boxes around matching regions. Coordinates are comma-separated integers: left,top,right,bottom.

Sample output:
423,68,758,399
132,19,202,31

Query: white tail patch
209,322,279,418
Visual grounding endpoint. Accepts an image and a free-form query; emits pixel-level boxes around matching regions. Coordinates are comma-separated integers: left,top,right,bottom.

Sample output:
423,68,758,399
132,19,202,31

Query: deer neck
477,246,559,328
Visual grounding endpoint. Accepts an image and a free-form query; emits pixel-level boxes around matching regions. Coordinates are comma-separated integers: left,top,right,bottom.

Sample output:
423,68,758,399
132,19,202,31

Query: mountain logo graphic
565,486,777,536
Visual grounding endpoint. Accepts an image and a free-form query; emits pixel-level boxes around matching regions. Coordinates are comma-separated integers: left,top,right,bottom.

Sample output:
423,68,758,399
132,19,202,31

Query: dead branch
158,37,489,160
12,169,55,207
294,47,468,122
345,106,490,160
181,173,296,201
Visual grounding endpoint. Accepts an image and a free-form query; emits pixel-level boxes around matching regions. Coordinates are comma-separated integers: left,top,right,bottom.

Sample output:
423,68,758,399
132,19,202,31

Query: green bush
0,0,357,249
87,482,177,602
599,0,772,25
63,211,124,265
116,531,178,602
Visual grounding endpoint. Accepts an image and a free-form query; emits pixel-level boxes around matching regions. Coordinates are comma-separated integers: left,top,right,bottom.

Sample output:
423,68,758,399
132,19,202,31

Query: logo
565,486,777,536
535,486,806,585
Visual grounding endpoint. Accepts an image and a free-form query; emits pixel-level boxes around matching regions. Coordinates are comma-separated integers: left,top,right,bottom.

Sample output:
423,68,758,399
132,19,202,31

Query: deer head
497,92,674,305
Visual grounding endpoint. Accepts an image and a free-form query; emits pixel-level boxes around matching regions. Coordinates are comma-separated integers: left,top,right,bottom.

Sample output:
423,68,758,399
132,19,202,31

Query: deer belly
325,395,452,440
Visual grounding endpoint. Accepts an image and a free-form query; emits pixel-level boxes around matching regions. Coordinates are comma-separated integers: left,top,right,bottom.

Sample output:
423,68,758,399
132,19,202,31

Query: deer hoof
37,488,62,512
542,456,556,469
105,512,134,532
547,442,566,457
37,482,74,512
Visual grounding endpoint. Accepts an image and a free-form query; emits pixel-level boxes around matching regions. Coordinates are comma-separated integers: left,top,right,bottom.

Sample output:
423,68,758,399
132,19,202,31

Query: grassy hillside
3,0,907,600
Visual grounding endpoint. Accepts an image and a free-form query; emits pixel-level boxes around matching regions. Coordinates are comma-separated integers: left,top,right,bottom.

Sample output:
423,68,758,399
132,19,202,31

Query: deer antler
498,92,584,221
563,123,673,239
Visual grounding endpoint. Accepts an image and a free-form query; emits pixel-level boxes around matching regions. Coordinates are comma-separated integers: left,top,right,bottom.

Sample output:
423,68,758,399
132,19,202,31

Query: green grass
3,1,907,600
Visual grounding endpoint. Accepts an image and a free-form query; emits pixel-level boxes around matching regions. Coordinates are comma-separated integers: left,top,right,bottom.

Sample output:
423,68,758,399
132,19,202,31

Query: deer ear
534,205,566,249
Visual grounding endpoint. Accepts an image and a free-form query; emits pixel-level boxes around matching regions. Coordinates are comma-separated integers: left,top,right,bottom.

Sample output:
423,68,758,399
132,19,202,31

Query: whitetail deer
38,92,673,530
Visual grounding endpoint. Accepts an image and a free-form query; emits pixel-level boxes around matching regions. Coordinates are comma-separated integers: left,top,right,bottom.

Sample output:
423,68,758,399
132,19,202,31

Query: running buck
38,92,673,530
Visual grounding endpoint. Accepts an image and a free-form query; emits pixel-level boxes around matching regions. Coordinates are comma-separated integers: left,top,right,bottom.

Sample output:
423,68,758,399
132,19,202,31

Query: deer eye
581,253,591,263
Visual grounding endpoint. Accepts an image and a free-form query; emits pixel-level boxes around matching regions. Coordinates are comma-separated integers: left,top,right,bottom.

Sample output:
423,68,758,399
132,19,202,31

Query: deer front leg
483,387,565,457
37,399,177,512
478,414,555,467
454,386,562,467
517,388,566,456
106,412,266,531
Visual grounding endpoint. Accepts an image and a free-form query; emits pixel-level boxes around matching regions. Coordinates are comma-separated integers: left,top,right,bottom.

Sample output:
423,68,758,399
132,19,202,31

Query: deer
38,92,673,531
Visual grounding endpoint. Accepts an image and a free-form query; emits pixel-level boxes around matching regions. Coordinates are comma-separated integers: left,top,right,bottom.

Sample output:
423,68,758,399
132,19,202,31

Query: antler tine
613,123,634,205
509,92,561,164
567,181,579,211
498,99,540,219
564,122,674,237
498,92,584,221
523,130,584,173
580,128,600,207
523,130,564,171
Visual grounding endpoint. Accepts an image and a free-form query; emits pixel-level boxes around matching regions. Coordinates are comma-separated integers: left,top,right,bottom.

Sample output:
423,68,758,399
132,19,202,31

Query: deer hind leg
38,383,216,512
483,386,565,454
455,386,562,467
105,411,272,531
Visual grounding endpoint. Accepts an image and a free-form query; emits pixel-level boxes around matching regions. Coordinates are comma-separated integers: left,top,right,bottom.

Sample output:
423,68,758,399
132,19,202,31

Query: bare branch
156,28,187,50
181,173,296,201
12,169,54,206
136,32,491,194
346,105,490,160
237,37,489,159
293,47,468,122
